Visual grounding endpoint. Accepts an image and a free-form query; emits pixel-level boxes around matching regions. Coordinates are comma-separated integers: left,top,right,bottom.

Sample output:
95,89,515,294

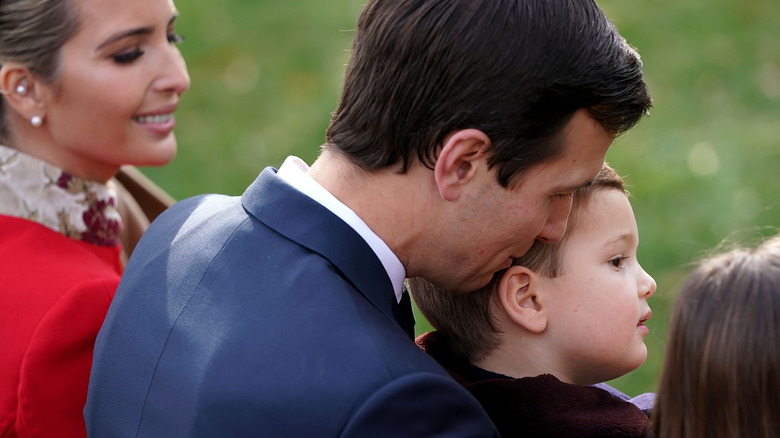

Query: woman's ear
0,63,45,120
497,265,548,334
433,129,491,201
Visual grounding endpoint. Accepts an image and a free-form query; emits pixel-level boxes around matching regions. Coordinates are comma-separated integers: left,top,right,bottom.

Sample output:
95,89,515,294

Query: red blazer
0,215,122,438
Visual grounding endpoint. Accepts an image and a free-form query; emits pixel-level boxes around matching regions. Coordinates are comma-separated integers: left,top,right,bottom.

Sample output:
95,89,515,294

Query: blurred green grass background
146,0,779,396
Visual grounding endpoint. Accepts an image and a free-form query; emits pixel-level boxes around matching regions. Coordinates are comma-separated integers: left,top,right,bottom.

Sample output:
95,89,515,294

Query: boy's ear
0,63,45,119
497,265,548,334
434,129,491,201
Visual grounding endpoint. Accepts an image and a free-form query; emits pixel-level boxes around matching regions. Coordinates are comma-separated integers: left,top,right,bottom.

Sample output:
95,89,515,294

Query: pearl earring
31,115,42,127
16,84,26,95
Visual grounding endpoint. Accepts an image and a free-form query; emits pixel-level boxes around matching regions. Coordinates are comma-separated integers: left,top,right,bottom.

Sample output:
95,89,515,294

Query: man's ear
0,63,45,119
433,128,491,201
497,265,548,334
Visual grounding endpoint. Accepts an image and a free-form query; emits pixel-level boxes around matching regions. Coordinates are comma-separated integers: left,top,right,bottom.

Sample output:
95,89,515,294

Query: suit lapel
241,168,412,336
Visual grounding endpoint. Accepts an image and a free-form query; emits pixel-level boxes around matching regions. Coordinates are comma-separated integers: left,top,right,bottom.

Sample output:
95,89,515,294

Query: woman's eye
114,49,144,64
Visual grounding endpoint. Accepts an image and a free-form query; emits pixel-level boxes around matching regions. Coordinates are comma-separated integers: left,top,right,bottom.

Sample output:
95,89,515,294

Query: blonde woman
0,0,189,435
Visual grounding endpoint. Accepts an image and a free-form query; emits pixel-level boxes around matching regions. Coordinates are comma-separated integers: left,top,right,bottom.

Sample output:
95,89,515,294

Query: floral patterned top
0,144,123,246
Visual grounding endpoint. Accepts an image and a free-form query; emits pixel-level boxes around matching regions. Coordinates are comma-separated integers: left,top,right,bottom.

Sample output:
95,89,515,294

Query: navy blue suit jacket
86,168,498,437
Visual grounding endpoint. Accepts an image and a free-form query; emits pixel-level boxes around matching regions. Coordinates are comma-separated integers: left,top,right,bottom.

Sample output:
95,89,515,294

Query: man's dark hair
326,0,651,187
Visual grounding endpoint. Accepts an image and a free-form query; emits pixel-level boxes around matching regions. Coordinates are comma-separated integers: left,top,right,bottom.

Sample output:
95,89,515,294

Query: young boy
410,163,657,438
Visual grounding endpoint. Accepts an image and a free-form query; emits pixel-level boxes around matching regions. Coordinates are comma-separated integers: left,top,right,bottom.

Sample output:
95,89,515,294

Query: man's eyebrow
96,15,178,51
576,179,595,191
556,178,593,194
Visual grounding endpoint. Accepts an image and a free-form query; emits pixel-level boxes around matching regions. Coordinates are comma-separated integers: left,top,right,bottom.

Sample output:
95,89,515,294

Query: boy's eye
168,33,184,44
609,256,625,268
114,49,144,64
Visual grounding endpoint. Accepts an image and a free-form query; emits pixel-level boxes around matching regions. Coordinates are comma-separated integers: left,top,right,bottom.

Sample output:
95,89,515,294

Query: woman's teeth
133,114,173,124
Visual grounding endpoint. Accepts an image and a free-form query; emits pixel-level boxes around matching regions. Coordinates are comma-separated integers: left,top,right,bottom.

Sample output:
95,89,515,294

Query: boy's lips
637,310,652,337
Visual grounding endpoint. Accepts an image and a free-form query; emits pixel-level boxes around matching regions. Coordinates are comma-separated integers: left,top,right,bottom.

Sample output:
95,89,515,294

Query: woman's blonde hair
0,0,79,136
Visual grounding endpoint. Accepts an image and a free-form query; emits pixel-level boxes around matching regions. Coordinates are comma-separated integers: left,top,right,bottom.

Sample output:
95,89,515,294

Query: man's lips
500,258,513,270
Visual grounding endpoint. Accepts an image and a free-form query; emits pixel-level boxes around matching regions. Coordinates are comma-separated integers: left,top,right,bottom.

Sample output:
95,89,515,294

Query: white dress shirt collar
277,156,406,303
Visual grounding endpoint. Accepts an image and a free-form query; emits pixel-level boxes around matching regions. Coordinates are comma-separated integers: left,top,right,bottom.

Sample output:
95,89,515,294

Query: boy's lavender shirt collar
593,382,656,416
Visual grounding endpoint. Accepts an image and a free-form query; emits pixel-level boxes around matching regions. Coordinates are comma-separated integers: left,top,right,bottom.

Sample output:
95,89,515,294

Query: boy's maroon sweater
416,331,650,438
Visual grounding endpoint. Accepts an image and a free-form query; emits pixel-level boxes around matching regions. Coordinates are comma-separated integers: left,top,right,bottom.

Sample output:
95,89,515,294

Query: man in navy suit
86,0,651,436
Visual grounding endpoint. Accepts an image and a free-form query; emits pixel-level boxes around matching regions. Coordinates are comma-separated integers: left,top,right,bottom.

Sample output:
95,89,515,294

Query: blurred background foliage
148,0,779,395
